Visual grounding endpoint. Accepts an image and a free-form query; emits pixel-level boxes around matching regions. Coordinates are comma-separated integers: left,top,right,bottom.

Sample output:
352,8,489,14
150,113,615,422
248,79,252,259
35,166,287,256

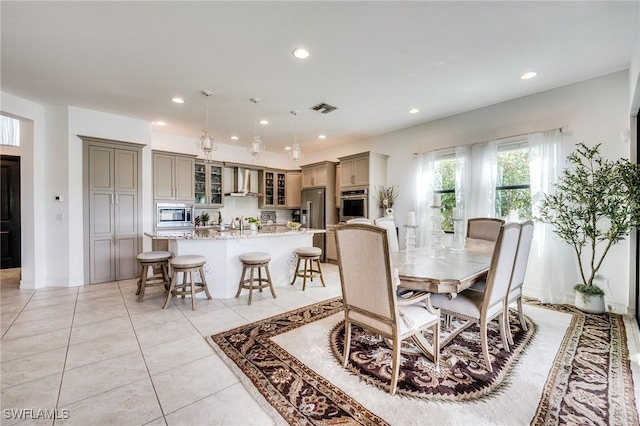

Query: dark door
1,155,21,269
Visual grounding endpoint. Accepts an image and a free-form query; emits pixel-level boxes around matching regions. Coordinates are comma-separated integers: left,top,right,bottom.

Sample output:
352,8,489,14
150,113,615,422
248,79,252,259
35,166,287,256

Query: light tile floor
0,265,343,425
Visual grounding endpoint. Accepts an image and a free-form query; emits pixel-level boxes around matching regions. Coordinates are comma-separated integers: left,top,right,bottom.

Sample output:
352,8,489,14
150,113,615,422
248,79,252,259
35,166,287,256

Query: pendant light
196,90,218,162
289,110,303,165
248,97,265,162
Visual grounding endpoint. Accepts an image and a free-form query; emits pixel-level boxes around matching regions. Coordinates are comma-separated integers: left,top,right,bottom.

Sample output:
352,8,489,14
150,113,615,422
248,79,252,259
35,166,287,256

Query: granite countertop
146,225,325,240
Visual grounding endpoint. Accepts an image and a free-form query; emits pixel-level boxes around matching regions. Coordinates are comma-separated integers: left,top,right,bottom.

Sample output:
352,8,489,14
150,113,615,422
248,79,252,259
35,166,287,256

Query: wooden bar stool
136,251,172,302
236,252,276,305
290,247,325,290
163,255,212,310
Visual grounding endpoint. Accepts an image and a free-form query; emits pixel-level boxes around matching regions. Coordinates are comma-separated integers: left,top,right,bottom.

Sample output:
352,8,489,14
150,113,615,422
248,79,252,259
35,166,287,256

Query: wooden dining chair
504,220,534,346
346,217,372,224
467,217,505,241
374,217,399,253
431,222,520,372
335,223,440,395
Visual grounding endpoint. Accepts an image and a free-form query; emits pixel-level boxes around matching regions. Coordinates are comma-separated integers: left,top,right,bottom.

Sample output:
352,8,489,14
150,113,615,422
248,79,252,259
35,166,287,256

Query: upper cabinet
338,152,388,190
339,153,371,188
195,161,224,207
301,163,330,188
153,151,195,201
261,169,287,208
286,171,301,208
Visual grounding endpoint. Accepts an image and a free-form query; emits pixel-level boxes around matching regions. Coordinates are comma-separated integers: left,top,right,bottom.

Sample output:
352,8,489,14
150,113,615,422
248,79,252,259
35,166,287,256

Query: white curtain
414,151,435,247
466,140,498,218
1,115,20,146
527,129,575,303
455,145,470,236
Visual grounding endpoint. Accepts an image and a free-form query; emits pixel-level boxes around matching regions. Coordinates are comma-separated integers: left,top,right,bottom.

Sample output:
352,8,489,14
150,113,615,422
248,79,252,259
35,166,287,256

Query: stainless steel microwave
156,203,194,228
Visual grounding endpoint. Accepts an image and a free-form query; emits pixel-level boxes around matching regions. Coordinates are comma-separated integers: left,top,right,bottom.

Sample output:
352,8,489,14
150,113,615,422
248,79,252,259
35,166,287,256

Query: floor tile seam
118,280,168,420
158,380,241,417
53,289,80,413
0,340,70,363
0,370,63,395
0,288,38,340
147,351,217,377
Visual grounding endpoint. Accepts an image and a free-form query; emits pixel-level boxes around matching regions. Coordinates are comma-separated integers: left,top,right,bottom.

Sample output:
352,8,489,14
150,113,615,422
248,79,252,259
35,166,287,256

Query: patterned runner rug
208,298,638,425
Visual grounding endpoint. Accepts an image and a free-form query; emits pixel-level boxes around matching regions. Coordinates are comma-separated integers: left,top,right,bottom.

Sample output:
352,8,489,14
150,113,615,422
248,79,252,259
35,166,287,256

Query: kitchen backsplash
195,196,296,225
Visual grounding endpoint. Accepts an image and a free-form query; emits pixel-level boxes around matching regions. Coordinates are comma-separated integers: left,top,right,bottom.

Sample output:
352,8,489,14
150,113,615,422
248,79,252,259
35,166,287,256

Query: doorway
1,155,21,269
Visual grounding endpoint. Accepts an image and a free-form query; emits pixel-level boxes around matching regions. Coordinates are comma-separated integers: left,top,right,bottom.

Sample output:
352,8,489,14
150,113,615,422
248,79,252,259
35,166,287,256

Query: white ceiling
1,1,637,154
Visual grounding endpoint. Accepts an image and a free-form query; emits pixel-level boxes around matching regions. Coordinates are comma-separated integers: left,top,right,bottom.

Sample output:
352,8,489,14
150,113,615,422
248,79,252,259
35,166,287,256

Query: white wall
306,70,634,312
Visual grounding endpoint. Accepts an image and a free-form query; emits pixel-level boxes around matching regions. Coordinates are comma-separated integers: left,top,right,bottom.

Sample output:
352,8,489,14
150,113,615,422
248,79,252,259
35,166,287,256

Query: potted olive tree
537,143,640,313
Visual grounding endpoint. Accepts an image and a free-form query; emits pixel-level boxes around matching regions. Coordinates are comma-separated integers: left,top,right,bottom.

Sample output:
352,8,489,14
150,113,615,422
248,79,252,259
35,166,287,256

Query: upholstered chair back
483,222,521,309
509,220,534,292
467,218,505,242
335,224,396,336
374,217,399,253
346,218,373,224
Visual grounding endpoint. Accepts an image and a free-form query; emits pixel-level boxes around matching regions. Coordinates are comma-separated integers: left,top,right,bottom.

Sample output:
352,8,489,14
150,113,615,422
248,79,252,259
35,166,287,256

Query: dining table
393,246,492,297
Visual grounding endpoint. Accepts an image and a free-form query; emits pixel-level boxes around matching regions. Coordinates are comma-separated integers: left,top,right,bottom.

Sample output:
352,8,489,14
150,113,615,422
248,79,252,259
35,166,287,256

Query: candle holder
450,218,464,251
431,204,445,258
404,225,417,264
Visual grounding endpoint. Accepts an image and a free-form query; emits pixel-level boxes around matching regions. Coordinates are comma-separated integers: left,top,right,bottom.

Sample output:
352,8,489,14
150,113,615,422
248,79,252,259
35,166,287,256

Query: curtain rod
412,125,568,157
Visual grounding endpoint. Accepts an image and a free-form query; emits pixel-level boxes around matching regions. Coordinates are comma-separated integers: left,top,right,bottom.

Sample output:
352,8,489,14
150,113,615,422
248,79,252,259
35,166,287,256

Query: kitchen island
145,226,326,299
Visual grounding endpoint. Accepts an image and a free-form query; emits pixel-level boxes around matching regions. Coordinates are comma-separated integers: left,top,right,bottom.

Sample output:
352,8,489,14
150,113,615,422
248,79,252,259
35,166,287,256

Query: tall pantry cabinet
82,136,143,284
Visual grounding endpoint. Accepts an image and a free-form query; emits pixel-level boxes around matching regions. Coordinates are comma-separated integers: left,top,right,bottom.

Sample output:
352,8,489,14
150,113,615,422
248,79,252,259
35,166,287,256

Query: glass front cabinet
261,170,287,208
195,161,224,207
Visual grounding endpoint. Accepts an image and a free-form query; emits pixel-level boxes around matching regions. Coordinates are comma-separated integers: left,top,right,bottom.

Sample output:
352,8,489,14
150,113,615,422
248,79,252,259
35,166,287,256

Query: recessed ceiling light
409,108,420,114
520,71,537,80
318,134,326,140
292,48,310,59
230,136,239,140
153,121,166,126
171,97,185,104
284,146,292,151
259,120,269,125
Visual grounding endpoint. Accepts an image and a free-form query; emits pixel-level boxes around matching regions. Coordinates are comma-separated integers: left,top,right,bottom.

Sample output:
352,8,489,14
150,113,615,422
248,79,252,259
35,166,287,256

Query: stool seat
295,247,322,257
137,251,172,262
171,255,206,269
136,251,173,303
291,246,325,290
236,253,276,305
164,255,211,310
239,252,271,264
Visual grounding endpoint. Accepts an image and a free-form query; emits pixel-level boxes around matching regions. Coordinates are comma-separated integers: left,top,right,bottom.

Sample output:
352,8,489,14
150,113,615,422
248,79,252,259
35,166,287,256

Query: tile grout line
52,286,80,426
0,290,38,340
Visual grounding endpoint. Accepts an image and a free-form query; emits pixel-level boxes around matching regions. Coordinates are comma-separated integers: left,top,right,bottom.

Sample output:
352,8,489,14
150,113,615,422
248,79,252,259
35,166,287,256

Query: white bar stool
136,251,172,302
163,255,212,310
236,252,276,305
290,247,325,290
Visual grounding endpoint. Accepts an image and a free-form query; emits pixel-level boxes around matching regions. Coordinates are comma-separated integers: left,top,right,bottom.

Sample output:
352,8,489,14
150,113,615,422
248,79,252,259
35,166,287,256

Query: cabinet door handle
115,194,119,205
351,175,355,184
110,194,114,205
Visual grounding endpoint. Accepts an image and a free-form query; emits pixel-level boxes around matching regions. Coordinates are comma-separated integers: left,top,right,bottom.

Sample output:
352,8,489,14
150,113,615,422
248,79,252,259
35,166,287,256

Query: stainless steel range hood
224,167,261,197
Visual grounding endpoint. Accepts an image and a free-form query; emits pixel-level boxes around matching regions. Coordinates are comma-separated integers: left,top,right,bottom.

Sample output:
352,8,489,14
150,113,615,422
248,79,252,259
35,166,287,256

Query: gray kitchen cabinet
261,169,287,208
339,153,370,188
84,138,142,284
325,227,337,262
153,151,195,201
195,161,224,207
301,162,331,189
286,171,301,208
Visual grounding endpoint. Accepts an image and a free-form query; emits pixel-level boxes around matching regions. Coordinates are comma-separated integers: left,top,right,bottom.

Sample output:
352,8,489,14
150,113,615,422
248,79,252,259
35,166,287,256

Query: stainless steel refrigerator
301,188,326,261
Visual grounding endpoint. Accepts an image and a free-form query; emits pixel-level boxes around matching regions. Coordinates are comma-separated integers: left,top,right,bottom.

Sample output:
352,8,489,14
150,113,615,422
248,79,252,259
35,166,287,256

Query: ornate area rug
208,298,638,425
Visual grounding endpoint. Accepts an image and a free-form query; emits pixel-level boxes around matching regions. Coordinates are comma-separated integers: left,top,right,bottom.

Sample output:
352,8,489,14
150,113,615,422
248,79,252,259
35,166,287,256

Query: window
1,115,20,146
434,151,456,231
496,141,531,220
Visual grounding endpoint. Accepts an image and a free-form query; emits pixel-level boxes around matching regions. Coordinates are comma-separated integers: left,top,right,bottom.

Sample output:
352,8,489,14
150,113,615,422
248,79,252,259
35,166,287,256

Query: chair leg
163,269,178,309
432,321,440,366
248,267,255,305
480,319,492,372
137,264,149,302
343,320,352,368
389,338,402,395
200,267,212,300
161,263,171,291
290,258,301,285
265,265,276,299
517,297,527,331
499,312,510,353
302,259,308,291
189,271,197,310
236,266,246,298
258,266,263,293
315,258,325,287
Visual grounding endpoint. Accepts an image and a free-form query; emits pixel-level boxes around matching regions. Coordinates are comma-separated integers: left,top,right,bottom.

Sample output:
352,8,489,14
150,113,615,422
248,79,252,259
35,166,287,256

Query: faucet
239,216,244,232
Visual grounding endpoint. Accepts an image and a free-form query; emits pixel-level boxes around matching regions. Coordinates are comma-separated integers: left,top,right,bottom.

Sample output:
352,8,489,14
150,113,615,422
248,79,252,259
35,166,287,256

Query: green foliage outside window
434,158,456,231
496,148,532,220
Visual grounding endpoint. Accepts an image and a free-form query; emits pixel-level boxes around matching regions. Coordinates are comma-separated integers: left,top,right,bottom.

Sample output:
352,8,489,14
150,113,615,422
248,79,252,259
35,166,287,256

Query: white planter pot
574,292,606,314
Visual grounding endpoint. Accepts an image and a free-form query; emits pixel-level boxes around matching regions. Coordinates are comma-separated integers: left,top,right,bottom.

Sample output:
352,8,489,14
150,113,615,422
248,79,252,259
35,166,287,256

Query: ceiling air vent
310,102,338,114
